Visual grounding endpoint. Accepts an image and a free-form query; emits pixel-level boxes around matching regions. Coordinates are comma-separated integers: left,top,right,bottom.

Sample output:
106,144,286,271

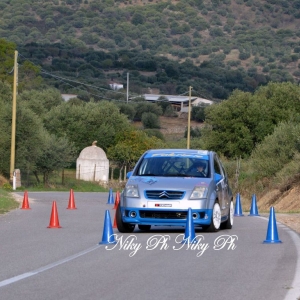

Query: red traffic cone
67,189,77,209
113,211,117,229
113,191,120,209
48,201,62,228
21,191,30,210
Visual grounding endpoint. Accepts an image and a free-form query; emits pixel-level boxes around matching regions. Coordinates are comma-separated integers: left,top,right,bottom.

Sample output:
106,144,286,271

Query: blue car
116,149,233,232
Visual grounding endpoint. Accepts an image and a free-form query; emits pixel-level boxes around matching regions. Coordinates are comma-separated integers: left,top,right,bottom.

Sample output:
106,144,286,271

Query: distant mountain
2,0,300,100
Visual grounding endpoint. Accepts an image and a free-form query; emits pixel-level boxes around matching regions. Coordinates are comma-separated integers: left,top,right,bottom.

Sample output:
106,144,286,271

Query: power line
17,52,215,104
17,52,137,100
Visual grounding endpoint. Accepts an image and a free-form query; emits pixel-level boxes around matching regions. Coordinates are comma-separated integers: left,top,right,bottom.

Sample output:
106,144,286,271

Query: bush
141,112,160,129
164,105,177,117
192,105,207,122
134,102,163,121
143,129,165,141
250,122,300,179
184,126,201,138
118,103,136,120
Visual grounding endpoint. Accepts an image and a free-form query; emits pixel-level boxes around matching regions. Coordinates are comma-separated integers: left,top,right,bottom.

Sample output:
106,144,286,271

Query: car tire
138,225,151,231
203,202,221,232
116,204,135,233
220,200,233,230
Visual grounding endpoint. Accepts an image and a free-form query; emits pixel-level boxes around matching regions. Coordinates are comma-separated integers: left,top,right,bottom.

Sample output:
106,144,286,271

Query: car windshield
135,155,210,178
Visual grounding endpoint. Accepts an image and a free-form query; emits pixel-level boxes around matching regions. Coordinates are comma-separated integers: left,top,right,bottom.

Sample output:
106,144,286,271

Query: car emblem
159,191,170,198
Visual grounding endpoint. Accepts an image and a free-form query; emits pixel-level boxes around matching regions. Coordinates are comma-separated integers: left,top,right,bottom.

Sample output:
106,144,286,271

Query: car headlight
125,184,140,198
190,186,208,199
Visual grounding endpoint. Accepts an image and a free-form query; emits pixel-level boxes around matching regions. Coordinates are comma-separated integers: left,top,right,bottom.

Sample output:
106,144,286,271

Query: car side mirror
126,171,133,179
214,173,223,183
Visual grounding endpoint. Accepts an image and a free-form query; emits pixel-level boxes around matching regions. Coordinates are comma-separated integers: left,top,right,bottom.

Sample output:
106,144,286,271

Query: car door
213,155,228,213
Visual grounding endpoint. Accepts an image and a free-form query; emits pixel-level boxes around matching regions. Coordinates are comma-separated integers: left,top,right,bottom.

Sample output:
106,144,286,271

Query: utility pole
187,86,192,149
126,72,129,104
10,50,18,183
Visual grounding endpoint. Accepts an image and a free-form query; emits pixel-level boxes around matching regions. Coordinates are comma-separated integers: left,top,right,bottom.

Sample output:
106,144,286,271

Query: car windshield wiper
138,173,161,176
164,174,190,177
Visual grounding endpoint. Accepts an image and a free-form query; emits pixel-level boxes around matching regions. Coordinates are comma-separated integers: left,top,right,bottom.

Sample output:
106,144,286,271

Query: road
0,192,299,300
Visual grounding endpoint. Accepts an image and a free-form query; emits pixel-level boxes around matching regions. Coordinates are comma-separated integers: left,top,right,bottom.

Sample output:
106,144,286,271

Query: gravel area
260,213,300,235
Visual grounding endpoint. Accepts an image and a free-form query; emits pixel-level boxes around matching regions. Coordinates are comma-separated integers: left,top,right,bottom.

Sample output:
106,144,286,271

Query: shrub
250,122,300,179
141,112,160,129
164,105,177,117
143,129,165,141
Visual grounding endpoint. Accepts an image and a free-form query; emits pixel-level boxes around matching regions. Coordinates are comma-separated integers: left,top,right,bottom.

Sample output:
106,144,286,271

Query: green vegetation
1,2,300,212
0,1,300,100
0,188,19,214
0,171,108,214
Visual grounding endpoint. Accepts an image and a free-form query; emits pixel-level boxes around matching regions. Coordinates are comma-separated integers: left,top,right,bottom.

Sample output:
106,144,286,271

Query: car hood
127,176,213,191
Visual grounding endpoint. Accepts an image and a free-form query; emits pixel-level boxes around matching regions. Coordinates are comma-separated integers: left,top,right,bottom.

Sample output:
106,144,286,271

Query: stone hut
76,141,109,184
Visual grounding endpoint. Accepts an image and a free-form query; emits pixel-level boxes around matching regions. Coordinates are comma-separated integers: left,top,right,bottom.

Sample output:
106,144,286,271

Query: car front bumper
120,206,213,227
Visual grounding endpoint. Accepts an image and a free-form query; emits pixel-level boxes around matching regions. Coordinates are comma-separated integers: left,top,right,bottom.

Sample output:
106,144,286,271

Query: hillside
1,0,300,100
136,115,300,213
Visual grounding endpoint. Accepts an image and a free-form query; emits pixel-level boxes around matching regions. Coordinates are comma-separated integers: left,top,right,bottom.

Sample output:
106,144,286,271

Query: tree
131,13,145,25
107,130,166,169
192,105,207,122
0,39,16,85
134,102,163,121
117,103,136,121
202,82,300,158
19,88,63,117
44,100,133,153
0,100,46,179
250,121,300,179
35,132,77,186
141,112,160,129
0,101,12,177
14,105,46,180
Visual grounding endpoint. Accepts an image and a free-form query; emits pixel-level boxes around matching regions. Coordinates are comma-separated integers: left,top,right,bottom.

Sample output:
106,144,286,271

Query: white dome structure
76,142,109,183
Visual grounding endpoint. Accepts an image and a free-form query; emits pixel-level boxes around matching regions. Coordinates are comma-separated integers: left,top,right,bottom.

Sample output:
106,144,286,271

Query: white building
109,83,124,90
142,94,213,112
76,142,109,183
61,94,77,101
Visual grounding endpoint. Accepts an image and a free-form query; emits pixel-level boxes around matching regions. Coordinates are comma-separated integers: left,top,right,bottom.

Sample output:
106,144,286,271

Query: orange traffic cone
21,191,30,210
48,201,61,228
113,211,117,228
113,191,120,209
67,189,77,209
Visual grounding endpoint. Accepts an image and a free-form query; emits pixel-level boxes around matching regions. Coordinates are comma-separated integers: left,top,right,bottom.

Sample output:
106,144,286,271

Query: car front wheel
203,202,221,232
116,204,135,233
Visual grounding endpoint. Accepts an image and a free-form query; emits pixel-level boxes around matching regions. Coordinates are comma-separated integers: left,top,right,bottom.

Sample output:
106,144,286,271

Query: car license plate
148,202,179,208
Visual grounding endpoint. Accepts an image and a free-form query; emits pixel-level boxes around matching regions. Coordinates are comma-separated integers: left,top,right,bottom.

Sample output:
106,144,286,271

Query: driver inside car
188,161,206,177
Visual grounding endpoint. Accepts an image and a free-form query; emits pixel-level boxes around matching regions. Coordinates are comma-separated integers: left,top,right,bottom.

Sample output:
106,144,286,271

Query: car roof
146,149,211,155
144,149,212,159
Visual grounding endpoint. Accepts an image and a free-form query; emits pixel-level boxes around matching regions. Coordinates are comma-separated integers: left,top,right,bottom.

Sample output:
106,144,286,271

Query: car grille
139,211,206,219
145,190,185,200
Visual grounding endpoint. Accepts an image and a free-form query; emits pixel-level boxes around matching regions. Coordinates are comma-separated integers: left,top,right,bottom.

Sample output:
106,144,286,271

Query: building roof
61,94,77,101
78,145,107,160
143,94,197,104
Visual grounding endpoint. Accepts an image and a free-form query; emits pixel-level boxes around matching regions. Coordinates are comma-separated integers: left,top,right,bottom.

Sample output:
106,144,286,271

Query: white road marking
0,244,101,288
283,230,300,300
259,216,300,300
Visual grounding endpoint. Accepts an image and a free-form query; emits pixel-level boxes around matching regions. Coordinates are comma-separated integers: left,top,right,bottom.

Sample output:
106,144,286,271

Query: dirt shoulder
265,213,300,235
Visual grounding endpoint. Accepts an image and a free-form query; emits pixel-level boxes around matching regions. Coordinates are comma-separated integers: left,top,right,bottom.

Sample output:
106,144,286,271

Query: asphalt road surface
0,192,299,300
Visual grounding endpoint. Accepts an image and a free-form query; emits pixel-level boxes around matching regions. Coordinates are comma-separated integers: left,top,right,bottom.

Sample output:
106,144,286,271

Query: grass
18,169,110,192
0,188,20,214
0,170,112,214
16,179,109,192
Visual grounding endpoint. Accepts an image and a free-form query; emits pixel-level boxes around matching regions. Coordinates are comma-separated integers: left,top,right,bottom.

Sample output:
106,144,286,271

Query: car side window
214,156,221,175
214,155,224,181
